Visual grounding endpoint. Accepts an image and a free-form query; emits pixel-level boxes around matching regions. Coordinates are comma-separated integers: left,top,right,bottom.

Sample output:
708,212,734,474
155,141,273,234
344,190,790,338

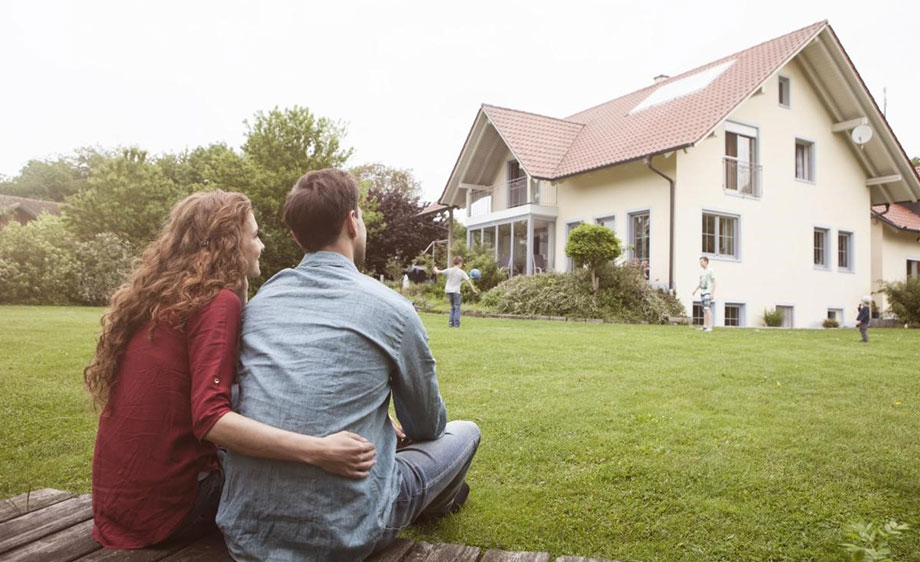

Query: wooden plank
74,539,189,562
404,541,480,562
481,549,551,562
0,490,75,524
0,519,100,562
0,495,93,555
367,538,416,562
158,533,230,562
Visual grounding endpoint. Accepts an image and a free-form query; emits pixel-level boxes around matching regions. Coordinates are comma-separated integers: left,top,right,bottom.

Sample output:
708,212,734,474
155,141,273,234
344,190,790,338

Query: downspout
644,156,675,292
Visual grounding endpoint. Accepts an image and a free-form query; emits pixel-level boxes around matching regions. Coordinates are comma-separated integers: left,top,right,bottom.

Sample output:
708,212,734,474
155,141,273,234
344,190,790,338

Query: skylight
630,60,736,114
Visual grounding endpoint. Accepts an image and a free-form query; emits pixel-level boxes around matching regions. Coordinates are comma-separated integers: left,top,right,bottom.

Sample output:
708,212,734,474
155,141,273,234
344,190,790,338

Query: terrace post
447,207,454,266
526,216,534,275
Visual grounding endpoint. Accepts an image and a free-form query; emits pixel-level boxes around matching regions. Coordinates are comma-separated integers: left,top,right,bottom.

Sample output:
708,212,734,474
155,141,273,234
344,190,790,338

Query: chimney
654,74,669,84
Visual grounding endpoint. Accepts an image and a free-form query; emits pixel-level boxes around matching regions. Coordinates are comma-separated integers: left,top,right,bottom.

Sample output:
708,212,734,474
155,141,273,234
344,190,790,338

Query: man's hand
314,431,377,479
390,415,413,449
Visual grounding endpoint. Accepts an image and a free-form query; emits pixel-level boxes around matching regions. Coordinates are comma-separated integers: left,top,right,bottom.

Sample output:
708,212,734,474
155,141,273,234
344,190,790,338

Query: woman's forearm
205,411,320,463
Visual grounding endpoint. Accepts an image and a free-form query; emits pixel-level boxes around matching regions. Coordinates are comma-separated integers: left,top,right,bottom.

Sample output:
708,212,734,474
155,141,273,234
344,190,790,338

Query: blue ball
470,268,482,280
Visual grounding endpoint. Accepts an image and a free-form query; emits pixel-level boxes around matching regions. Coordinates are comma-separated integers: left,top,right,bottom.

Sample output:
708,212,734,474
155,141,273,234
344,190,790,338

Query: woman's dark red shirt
91,290,240,548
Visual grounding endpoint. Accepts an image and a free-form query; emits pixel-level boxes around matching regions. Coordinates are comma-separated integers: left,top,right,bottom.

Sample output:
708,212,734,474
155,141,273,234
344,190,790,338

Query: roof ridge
565,20,828,121
482,103,586,126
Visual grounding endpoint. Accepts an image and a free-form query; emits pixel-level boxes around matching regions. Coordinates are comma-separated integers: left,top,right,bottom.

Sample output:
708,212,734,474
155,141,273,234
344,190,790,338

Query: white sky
2,0,918,203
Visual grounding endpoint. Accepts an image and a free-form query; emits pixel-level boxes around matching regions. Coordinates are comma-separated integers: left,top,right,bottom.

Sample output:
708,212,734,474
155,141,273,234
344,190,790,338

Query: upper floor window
778,76,791,107
838,231,853,271
724,122,761,197
702,212,738,259
507,161,527,207
795,139,815,182
908,259,920,279
814,228,829,268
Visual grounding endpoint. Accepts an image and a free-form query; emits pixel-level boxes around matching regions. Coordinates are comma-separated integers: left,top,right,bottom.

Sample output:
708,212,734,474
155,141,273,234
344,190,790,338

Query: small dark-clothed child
856,296,871,343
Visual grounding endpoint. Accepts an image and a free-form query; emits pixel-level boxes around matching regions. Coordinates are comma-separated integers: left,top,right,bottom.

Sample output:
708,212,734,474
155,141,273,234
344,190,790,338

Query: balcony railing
508,177,527,207
723,157,762,198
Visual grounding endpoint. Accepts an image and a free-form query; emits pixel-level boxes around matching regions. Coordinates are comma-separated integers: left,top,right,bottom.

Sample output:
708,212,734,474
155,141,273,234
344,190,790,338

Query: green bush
763,308,784,327
480,263,683,324
0,215,134,305
822,318,839,329
0,216,79,304
880,276,920,325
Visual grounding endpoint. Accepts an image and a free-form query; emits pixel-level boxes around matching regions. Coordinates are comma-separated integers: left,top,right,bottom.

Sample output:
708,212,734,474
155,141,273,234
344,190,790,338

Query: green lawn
2,306,919,561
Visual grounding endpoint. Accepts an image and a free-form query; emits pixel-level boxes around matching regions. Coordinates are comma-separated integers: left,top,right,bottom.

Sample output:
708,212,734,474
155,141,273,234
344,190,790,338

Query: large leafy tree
0,148,108,201
241,107,353,287
64,148,188,249
364,183,444,277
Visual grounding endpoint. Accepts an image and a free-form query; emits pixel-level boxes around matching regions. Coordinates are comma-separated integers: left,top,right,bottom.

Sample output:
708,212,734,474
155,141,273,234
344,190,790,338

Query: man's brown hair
284,169,360,252
453,256,464,265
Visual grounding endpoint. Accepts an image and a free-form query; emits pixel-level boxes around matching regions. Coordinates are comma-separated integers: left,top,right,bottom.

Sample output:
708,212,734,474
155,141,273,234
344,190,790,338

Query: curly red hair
84,190,253,410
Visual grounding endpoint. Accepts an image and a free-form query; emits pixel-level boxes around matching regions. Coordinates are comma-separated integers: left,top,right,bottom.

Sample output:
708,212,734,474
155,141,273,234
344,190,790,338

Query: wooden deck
0,490,615,562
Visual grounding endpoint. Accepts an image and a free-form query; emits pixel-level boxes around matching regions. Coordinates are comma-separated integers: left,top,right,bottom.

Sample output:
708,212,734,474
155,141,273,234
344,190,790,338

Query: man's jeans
372,421,481,553
448,293,462,327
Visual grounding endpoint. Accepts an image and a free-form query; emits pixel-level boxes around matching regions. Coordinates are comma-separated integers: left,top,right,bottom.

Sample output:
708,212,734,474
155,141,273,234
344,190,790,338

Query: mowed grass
2,306,920,561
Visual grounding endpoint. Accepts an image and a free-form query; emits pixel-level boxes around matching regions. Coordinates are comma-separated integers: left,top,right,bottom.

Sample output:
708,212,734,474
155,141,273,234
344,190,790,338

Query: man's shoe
448,482,470,514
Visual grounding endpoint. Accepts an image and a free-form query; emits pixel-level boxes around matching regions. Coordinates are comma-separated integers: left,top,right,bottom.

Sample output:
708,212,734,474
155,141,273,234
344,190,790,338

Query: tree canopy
565,223,622,291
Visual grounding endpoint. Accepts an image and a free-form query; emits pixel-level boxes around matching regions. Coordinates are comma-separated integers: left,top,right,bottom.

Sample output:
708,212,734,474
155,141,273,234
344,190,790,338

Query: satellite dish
852,124,873,145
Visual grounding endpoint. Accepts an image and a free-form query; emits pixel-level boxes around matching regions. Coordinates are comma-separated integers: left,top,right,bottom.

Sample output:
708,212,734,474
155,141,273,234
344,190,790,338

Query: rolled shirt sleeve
187,290,241,441
391,309,447,441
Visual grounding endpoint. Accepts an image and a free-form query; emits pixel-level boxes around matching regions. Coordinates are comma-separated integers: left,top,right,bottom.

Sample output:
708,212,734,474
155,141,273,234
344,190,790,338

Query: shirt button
213,377,220,384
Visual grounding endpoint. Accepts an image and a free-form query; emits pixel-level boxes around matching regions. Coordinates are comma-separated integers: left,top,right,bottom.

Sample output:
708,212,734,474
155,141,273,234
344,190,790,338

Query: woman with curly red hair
86,190,376,549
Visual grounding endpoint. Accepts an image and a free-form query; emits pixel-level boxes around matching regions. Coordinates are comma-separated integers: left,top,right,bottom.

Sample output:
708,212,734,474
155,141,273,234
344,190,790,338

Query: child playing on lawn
434,256,479,328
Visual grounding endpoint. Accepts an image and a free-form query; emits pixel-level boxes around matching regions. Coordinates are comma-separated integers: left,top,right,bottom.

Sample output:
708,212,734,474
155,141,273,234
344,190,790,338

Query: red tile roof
0,195,63,219
416,202,449,217
873,203,920,233
479,21,827,180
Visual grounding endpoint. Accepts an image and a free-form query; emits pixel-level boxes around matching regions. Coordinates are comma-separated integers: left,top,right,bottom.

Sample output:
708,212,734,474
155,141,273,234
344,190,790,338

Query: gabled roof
0,195,63,219
441,21,920,206
873,202,920,233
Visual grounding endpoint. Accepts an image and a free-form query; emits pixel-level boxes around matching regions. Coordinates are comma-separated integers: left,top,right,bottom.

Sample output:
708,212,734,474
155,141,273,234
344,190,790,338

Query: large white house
437,21,920,328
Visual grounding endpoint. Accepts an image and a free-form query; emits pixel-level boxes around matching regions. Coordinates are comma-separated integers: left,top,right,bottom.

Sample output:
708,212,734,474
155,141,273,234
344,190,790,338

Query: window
595,215,615,231
776,305,794,328
838,231,853,271
795,139,815,182
565,221,583,272
628,211,650,279
702,212,738,258
692,302,704,326
828,308,843,322
778,76,791,107
814,228,828,268
908,260,920,279
724,303,744,327
724,122,760,197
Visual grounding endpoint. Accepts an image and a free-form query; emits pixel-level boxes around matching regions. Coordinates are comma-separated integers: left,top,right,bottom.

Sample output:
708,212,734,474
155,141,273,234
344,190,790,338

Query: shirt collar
298,251,359,272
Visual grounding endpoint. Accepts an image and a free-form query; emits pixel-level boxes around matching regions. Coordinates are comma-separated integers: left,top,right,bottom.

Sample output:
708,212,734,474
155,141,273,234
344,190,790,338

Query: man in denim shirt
217,169,481,561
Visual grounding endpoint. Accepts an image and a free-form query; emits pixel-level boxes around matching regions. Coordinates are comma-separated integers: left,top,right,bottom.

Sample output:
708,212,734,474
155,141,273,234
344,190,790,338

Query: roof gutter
644,155,675,291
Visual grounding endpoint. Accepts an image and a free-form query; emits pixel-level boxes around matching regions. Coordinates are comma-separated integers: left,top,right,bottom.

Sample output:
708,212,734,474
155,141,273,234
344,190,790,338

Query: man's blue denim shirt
216,251,447,561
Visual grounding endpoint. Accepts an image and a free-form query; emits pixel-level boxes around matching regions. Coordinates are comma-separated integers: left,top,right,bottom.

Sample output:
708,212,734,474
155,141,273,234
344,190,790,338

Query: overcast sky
2,0,918,202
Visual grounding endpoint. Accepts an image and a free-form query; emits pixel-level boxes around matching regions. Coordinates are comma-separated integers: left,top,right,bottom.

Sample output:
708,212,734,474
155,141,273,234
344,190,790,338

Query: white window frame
691,301,704,326
775,304,795,328
837,230,854,273
795,138,816,183
595,214,616,233
907,258,920,279
827,308,844,324
778,75,791,108
814,227,830,270
724,121,761,199
565,219,584,272
701,210,740,260
723,302,745,327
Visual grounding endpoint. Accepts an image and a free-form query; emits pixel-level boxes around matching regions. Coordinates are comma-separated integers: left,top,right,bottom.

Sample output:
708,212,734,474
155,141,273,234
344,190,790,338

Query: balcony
468,178,558,220
723,157,762,198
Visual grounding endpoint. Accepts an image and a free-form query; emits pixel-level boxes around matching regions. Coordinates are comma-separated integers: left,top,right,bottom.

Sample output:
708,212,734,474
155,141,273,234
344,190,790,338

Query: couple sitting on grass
85,168,481,561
